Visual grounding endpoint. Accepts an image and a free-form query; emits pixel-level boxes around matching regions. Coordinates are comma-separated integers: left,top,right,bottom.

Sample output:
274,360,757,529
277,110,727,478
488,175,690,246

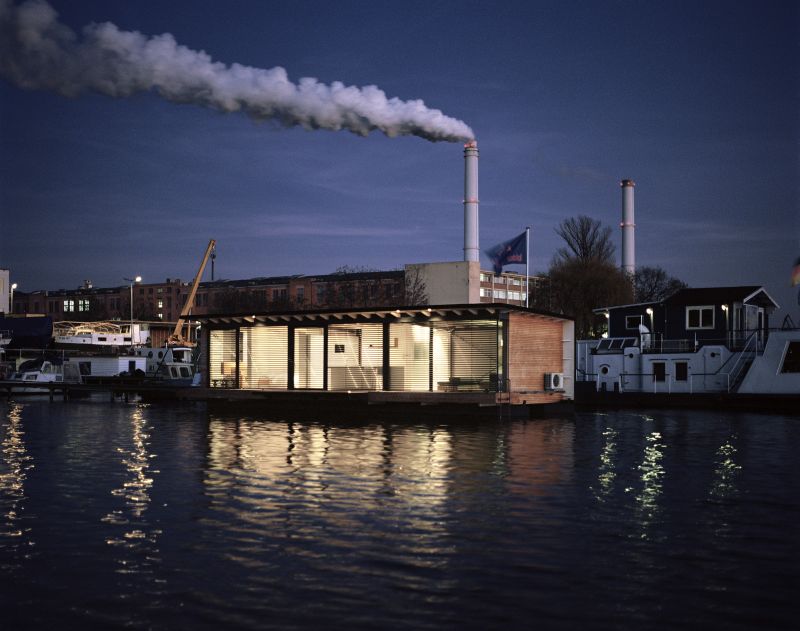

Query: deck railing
589,327,774,355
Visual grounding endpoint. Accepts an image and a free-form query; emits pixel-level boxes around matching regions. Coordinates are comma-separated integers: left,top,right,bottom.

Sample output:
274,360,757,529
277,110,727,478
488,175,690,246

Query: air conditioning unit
544,372,564,391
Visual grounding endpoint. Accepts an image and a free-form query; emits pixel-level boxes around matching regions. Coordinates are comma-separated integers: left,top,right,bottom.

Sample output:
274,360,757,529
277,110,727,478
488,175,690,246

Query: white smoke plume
0,0,474,142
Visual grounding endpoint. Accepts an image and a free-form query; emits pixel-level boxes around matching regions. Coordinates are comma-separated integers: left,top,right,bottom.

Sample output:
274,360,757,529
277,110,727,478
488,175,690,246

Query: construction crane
168,239,216,346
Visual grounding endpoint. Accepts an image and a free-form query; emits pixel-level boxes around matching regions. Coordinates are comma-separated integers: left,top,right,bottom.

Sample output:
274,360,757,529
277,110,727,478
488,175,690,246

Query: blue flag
485,231,527,275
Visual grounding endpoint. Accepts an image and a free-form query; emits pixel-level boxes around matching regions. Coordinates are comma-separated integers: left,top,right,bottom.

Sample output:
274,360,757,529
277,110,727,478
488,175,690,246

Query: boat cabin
597,286,778,352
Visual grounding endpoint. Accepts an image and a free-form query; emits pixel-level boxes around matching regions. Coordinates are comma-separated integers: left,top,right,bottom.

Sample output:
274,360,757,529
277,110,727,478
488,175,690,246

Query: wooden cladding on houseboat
507,312,566,403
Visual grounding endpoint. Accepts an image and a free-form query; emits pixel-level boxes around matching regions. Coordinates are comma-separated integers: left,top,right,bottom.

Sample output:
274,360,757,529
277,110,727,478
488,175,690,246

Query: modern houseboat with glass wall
196,303,574,416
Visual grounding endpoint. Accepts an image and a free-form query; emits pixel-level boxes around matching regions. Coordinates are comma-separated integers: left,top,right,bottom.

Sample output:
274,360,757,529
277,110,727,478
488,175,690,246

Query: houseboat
194,303,575,418
576,285,798,408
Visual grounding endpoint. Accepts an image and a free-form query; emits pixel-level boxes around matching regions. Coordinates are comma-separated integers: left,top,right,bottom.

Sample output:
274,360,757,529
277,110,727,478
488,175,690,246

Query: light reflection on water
0,403,34,566
595,427,618,500
101,405,162,578
0,400,798,631
635,430,665,536
710,437,741,500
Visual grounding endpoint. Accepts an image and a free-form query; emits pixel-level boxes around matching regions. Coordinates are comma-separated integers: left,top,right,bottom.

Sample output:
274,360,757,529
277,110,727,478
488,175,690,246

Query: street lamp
721,304,729,346
10,283,17,313
124,276,142,345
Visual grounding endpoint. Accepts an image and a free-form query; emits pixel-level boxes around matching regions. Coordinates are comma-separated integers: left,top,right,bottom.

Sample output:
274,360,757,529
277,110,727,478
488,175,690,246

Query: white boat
7,357,82,393
133,345,196,385
51,321,195,384
53,321,149,349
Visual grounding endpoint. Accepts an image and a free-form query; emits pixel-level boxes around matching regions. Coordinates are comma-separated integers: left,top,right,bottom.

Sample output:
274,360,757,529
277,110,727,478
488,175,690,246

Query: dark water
1,398,798,630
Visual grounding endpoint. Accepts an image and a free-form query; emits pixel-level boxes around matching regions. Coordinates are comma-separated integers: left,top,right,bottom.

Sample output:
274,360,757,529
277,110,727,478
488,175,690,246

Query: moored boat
6,357,82,393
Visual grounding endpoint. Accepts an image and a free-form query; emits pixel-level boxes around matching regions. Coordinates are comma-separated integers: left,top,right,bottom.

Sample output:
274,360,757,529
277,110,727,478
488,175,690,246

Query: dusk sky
1,0,797,318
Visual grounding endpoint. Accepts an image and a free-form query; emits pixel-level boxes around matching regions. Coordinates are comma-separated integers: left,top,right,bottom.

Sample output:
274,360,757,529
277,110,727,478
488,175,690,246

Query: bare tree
403,266,428,306
554,215,615,264
548,215,631,337
634,266,687,302
334,265,379,274
549,258,633,338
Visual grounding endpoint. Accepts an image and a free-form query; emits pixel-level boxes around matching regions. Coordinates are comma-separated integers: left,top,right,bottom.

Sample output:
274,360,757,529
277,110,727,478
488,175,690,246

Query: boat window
180,367,191,377
674,362,688,382
609,339,624,350
25,374,37,381
652,362,666,382
780,342,800,373
171,367,179,378
625,315,642,330
622,338,638,348
597,339,612,351
686,306,715,330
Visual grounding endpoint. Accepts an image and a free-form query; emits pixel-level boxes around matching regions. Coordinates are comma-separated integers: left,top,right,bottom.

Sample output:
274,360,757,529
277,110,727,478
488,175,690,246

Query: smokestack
620,179,635,275
464,141,479,262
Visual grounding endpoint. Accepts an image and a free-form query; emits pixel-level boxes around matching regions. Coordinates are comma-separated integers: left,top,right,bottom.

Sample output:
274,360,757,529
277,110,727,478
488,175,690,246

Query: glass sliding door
239,325,288,389
389,323,430,391
294,327,324,389
209,329,237,387
432,320,501,392
328,323,383,390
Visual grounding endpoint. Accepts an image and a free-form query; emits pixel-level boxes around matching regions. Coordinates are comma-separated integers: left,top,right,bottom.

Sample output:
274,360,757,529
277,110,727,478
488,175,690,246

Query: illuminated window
63,299,75,312
78,299,90,312
158,299,163,308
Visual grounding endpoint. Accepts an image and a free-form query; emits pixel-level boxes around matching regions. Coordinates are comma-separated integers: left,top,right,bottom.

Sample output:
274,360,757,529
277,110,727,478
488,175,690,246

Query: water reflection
635,430,665,537
710,437,741,500
203,418,462,583
0,403,34,567
506,420,575,496
594,427,618,501
205,419,455,513
101,406,161,574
